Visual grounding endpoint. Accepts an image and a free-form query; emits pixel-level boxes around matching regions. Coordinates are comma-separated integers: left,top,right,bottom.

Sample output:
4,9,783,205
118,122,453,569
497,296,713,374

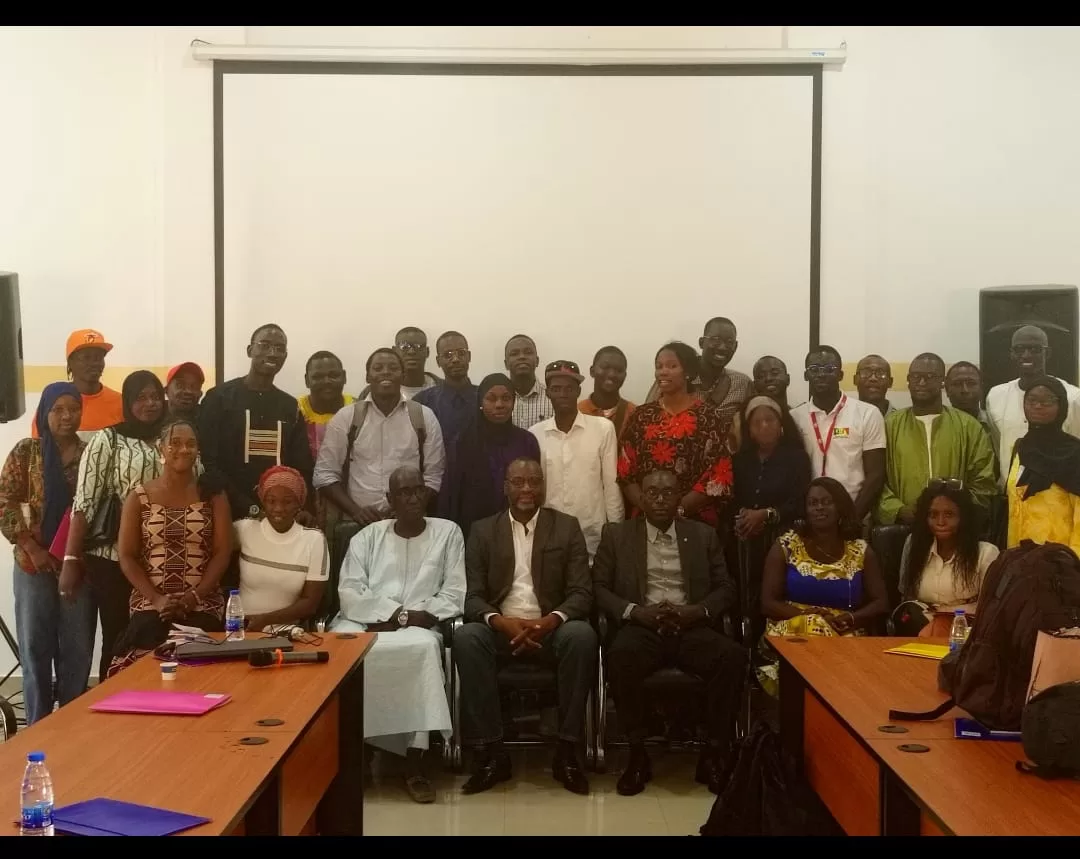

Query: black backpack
891,541,1080,731
1018,681,1080,779
700,721,840,837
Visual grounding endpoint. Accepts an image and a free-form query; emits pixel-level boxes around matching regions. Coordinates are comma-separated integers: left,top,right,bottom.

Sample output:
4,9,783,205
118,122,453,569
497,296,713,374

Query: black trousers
83,554,133,683
608,622,747,746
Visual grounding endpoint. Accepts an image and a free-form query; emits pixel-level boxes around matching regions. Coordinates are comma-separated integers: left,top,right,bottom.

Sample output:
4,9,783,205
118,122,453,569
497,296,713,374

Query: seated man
332,466,465,804
453,458,597,796
593,468,745,797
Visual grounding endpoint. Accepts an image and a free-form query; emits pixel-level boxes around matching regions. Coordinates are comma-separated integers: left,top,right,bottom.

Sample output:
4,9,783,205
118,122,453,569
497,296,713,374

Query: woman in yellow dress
757,477,890,695
1006,376,1080,556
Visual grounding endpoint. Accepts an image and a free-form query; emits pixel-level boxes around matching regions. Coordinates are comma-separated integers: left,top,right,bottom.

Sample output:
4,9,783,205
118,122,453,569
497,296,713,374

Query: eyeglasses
643,488,679,502
857,369,889,381
1025,394,1060,408
508,477,544,489
440,348,469,362
545,360,581,375
396,342,425,354
907,372,942,384
806,364,840,376
254,340,287,356
927,478,964,492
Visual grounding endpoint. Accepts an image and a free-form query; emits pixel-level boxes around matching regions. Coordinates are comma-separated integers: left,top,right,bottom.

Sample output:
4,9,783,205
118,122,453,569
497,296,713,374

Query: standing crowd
3,317,1079,803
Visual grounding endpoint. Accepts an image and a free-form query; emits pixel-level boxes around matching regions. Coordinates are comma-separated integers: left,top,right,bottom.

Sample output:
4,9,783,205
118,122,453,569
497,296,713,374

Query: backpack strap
341,401,369,489
888,698,956,723
406,400,427,475
612,399,629,437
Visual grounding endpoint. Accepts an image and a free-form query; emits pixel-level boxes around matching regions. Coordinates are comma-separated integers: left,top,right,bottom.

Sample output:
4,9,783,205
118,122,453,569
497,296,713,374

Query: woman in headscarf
1006,375,1080,555
108,418,229,675
60,370,167,683
236,466,328,632
0,382,94,724
443,373,541,540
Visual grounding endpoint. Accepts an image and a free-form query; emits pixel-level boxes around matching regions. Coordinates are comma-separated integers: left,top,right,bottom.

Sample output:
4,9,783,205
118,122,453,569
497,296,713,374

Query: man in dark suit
454,458,597,796
593,468,745,796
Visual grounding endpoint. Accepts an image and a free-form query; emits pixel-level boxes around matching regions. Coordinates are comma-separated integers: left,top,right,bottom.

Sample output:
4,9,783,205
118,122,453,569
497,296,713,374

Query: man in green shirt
876,352,996,525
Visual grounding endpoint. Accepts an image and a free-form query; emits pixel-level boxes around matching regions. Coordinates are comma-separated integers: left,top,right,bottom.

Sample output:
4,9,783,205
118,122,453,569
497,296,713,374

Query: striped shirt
235,517,329,618
511,380,550,430
72,429,163,562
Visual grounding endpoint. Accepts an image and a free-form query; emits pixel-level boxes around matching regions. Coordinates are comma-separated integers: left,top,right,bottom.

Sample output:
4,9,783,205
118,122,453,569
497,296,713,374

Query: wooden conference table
773,636,1080,836
0,631,374,836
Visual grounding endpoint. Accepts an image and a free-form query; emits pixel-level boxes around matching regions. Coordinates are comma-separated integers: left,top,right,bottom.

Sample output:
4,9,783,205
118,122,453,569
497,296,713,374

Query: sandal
404,774,436,804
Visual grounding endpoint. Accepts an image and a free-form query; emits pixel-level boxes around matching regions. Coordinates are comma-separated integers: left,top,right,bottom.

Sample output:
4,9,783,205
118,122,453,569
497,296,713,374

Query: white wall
3,25,1080,677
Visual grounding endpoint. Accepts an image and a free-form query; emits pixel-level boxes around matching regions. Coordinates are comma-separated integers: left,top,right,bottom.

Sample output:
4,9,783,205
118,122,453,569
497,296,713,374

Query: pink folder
90,690,232,716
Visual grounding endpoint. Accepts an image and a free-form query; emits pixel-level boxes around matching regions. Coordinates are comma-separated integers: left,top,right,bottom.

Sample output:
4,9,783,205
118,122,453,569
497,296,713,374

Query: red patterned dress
617,399,733,526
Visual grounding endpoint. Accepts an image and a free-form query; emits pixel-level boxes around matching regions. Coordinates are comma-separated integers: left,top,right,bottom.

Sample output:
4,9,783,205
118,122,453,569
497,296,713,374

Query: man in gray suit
454,458,597,797
593,469,745,797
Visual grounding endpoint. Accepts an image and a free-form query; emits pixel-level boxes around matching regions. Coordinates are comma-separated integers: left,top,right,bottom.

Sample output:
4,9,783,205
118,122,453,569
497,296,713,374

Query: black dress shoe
696,748,731,794
461,753,512,795
552,749,590,795
616,748,652,796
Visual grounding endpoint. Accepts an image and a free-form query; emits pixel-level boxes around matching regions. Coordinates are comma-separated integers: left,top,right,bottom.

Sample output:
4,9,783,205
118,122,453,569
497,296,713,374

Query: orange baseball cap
66,329,113,359
166,362,205,386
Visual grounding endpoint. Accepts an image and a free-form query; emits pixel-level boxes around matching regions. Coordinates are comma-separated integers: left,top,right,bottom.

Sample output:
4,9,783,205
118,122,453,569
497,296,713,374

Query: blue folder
52,798,210,836
954,717,1022,742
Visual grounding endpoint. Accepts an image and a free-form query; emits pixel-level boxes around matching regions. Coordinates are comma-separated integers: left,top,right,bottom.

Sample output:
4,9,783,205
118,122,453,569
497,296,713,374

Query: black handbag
83,429,122,549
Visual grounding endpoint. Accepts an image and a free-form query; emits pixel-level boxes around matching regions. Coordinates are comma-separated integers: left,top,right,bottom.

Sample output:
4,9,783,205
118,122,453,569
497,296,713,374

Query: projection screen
220,67,818,403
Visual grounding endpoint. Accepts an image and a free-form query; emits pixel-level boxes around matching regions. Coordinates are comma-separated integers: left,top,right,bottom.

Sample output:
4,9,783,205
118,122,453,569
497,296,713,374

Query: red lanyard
809,394,846,477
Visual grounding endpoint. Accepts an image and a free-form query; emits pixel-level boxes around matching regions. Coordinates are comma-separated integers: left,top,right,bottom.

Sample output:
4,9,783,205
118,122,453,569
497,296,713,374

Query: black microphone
249,649,330,667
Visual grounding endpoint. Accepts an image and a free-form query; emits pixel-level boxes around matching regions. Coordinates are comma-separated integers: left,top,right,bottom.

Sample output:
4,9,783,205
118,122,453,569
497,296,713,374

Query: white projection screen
220,67,818,402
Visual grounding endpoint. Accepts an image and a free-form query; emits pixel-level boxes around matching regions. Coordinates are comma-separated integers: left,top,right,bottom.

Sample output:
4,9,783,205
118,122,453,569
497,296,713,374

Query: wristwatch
248,504,260,518
676,505,686,518
397,609,409,628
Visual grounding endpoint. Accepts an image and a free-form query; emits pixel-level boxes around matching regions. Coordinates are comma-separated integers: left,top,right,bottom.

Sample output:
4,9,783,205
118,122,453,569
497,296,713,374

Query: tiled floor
364,746,713,836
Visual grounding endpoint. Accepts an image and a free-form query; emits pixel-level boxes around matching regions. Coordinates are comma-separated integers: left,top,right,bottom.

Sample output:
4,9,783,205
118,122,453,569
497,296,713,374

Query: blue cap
230,589,240,595
954,609,965,615
28,751,44,762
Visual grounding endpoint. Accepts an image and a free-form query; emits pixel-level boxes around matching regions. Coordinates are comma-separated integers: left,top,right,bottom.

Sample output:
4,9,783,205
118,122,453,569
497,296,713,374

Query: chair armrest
440,616,463,645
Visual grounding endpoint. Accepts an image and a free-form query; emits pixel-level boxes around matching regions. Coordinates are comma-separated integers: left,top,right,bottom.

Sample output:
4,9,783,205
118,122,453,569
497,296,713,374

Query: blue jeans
12,564,97,725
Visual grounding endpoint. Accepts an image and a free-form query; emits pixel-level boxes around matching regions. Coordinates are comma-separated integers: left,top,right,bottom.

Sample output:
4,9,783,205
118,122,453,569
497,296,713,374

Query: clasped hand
631,601,706,636
493,614,561,656
733,507,769,540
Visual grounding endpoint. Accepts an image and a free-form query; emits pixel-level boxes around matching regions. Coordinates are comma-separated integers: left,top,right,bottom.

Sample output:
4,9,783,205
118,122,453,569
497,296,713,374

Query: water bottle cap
27,751,45,763
954,609,965,615
230,589,240,596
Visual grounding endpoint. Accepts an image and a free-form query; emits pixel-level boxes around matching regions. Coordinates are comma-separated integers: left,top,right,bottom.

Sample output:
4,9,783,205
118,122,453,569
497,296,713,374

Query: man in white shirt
453,458,596,796
790,345,887,521
313,348,445,526
530,359,624,559
985,325,1080,480
332,466,465,804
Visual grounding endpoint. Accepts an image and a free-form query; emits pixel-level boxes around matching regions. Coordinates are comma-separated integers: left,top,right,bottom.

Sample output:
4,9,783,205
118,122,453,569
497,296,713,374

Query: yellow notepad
884,642,950,661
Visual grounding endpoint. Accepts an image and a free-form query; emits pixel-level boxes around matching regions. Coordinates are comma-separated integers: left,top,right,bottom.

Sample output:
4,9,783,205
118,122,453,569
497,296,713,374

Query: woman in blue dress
757,477,889,695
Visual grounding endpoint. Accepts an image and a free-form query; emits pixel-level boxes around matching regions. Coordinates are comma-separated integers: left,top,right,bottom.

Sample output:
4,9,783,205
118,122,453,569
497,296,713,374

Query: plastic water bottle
949,609,968,654
20,751,54,836
225,589,245,641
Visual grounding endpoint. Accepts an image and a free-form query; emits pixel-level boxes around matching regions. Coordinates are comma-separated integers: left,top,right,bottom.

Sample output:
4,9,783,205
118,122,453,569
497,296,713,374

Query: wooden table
0,631,374,836
773,635,1080,836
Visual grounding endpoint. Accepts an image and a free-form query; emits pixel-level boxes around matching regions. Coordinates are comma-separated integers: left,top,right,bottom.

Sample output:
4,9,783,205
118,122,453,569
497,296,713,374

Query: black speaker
0,272,24,424
979,284,1079,390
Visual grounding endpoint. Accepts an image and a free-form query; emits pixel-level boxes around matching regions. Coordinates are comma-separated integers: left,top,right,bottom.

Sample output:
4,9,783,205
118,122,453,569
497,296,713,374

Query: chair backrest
869,523,911,610
319,519,362,624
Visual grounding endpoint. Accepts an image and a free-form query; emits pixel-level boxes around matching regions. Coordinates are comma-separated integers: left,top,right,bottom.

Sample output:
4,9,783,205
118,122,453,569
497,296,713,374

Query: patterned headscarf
36,382,82,546
257,465,307,508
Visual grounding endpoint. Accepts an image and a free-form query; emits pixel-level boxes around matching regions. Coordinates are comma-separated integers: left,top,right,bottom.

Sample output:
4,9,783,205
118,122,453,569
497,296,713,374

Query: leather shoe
461,753,512,795
616,748,652,796
552,747,590,795
696,748,730,794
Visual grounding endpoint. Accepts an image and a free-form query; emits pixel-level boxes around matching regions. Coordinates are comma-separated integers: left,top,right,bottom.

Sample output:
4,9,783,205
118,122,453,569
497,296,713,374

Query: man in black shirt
198,324,314,521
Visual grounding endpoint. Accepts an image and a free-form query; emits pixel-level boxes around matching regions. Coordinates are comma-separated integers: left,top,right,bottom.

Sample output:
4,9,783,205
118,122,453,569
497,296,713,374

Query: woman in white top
898,481,999,637
235,466,328,631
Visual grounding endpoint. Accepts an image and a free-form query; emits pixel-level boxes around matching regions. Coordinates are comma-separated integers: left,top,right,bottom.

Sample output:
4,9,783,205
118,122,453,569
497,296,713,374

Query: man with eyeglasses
645,317,752,442
358,326,441,401
855,354,895,418
199,323,314,521
414,331,478,451
332,466,465,804
530,359,623,560
504,334,549,428
790,345,886,522
454,458,596,796
593,468,743,796
876,353,996,525
986,325,1080,481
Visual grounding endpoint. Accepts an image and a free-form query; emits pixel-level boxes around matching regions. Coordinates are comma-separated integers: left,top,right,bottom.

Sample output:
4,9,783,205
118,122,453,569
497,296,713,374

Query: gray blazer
464,507,593,623
592,517,736,625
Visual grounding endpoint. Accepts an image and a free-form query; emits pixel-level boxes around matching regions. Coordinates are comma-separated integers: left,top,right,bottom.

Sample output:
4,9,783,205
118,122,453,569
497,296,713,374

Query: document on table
884,642,950,661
